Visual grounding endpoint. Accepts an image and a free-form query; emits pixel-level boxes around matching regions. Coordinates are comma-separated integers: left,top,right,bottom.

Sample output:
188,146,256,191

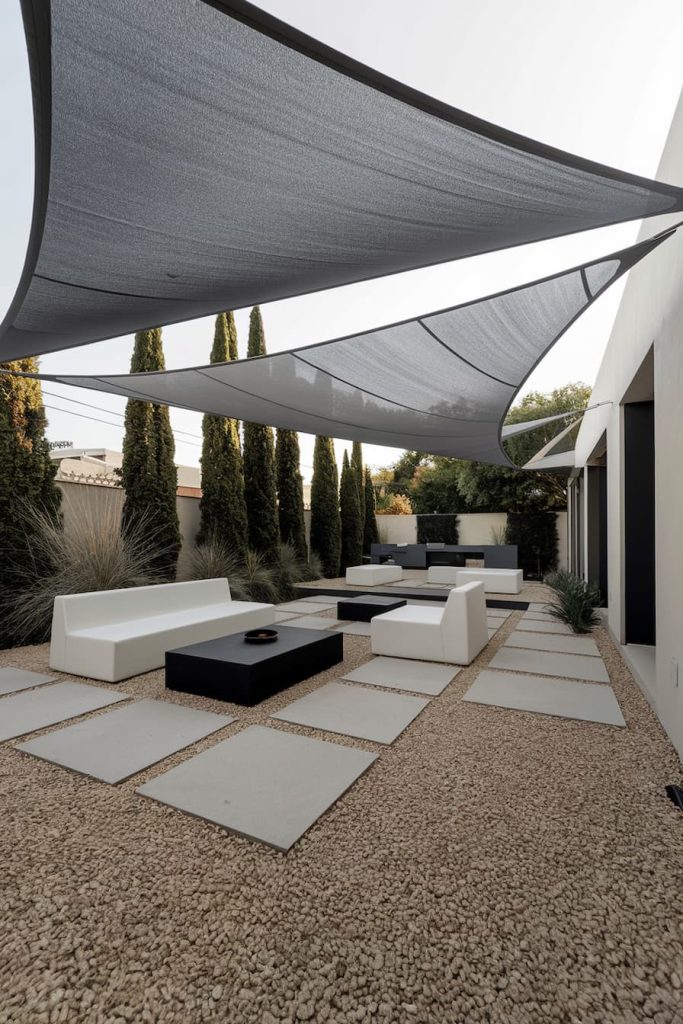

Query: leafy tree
120,329,181,578
363,466,379,554
409,384,591,514
276,428,308,560
351,440,365,522
340,450,363,571
197,313,248,556
0,359,62,647
242,307,279,554
376,493,413,515
310,436,341,577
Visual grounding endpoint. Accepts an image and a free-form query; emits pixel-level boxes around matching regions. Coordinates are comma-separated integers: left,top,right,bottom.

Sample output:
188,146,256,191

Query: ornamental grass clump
4,491,164,646
544,570,601,634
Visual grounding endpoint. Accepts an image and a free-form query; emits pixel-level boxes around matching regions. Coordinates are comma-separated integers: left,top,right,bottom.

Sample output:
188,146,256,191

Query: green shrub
416,514,459,544
506,511,558,580
271,542,308,601
185,535,280,603
545,570,601,634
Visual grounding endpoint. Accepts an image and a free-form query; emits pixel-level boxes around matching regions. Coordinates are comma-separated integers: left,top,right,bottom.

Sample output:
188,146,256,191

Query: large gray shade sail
3,0,683,361
30,231,674,465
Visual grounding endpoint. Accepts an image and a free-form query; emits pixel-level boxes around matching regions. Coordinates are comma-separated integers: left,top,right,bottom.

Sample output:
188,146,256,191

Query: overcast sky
1,0,682,478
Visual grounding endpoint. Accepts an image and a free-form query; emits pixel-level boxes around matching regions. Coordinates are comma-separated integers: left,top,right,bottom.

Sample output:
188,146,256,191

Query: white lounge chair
49,578,275,682
371,581,488,664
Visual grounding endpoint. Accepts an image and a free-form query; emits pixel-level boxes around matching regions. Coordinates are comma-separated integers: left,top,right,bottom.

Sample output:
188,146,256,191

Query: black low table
165,625,343,707
337,594,407,622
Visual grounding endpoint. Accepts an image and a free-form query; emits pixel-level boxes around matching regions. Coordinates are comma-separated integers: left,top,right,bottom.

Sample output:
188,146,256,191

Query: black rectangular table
337,595,407,622
165,625,343,706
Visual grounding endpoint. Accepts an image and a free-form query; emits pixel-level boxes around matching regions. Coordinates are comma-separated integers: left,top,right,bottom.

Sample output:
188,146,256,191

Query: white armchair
370,582,488,665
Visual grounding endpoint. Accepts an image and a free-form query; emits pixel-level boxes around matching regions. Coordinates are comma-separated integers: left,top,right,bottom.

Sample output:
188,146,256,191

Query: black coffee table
165,625,343,707
337,594,407,622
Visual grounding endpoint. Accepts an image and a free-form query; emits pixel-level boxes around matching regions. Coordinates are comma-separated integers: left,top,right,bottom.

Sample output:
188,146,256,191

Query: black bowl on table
244,628,279,644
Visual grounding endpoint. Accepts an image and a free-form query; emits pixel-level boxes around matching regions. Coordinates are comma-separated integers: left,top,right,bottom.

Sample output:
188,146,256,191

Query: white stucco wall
573,88,683,758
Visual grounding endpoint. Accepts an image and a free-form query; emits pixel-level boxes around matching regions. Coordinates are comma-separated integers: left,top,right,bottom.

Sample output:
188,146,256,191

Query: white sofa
371,582,488,664
426,566,523,594
49,579,275,682
345,565,403,586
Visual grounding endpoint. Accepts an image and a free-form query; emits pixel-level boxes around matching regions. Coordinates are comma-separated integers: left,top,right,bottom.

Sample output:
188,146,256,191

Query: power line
41,388,204,441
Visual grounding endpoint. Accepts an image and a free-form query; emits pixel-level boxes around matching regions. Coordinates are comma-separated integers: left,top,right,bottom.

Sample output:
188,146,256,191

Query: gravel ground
1,600,682,1024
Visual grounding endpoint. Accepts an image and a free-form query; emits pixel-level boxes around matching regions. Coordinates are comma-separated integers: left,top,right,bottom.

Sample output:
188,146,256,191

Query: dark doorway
623,401,655,644
586,464,608,605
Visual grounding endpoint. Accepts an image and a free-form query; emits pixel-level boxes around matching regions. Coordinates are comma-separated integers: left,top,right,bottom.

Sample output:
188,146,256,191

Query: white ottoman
454,568,522,594
426,566,460,586
345,565,403,586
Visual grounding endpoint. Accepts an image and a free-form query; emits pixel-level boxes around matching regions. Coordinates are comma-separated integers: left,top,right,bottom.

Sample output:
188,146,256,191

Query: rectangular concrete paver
277,601,335,614
0,682,128,742
271,681,429,744
343,657,460,696
463,670,625,726
284,616,340,630
517,619,573,635
489,647,609,683
17,699,234,783
0,667,56,696
334,621,372,636
136,725,377,851
505,631,601,657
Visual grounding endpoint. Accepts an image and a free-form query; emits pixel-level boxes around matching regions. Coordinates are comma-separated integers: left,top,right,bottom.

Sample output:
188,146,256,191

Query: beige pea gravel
1,598,682,1024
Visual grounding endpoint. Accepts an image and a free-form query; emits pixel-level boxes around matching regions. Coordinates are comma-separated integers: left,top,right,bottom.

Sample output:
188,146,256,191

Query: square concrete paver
489,647,609,683
505,631,601,657
523,612,558,622
334,621,372,636
526,602,549,612
463,670,625,726
0,682,128,742
271,681,429,744
0,667,56,696
343,657,460,696
17,700,234,783
274,610,298,622
277,601,335,614
136,725,377,851
299,595,337,603
284,616,340,630
517,619,572,635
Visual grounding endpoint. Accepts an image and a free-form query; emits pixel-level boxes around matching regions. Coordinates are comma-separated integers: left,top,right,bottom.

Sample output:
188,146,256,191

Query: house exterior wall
571,88,683,758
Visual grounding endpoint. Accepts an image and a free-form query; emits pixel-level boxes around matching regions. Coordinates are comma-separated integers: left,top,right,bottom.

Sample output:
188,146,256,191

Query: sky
1,0,682,480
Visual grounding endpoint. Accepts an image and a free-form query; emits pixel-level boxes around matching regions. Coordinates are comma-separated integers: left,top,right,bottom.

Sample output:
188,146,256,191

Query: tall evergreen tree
0,359,62,646
310,436,341,577
363,466,379,554
242,307,279,554
351,440,365,524
197,314,248,555
120,329,181,578
340,450,363,571
226,310,239,363
276,428,308,560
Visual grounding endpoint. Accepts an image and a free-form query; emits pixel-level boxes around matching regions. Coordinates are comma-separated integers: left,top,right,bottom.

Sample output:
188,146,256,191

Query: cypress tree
121,329,181,578
276,428,308,560
226,310,239,363
0,359,62,646
197,314,248,555
242,307,279,554
340,450,363,571
310,436,341,578
363,466,379,554
351,440,365,523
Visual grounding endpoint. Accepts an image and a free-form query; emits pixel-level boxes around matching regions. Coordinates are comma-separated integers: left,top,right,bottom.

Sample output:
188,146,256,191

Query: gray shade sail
3,0,683,361
28,231,674,465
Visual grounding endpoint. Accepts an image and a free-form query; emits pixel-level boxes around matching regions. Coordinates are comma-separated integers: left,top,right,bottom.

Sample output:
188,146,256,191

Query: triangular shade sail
28,231,674,466
2,0,682,361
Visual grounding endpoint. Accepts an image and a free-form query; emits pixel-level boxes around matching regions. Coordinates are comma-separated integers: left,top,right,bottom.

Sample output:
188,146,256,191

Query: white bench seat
346,565,403,586
426,566,523,594
50,579,274,682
